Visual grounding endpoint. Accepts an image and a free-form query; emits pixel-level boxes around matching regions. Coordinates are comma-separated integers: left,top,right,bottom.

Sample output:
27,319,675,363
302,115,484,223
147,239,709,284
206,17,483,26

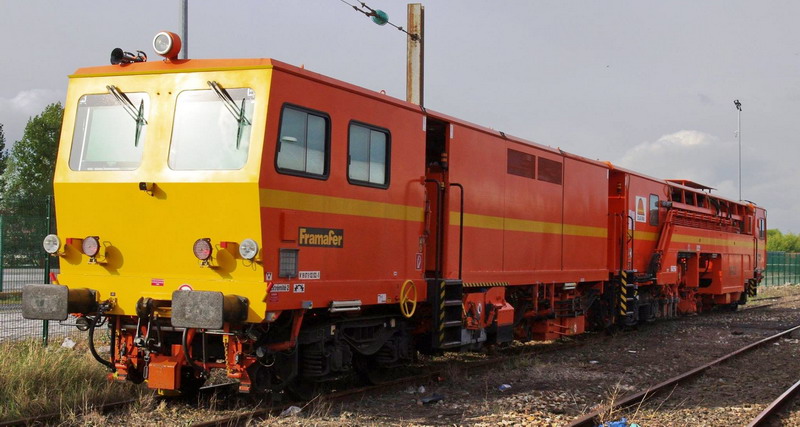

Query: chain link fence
0,197,72,344
764,251,800,286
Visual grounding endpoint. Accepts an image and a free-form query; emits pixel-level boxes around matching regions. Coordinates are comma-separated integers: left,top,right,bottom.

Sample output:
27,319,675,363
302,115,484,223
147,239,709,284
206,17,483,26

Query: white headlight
43,234,61,254
239,239,259,260
152,31,182,59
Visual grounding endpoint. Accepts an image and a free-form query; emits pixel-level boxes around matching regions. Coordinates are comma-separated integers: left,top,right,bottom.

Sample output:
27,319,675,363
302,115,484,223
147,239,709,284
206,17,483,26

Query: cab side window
276,105,329,178
348,122,389,188
649,194,659,226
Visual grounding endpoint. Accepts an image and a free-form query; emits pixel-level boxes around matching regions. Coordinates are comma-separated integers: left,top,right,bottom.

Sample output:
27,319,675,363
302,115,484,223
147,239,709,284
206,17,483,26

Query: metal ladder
618,270,639,326
429,279,463,349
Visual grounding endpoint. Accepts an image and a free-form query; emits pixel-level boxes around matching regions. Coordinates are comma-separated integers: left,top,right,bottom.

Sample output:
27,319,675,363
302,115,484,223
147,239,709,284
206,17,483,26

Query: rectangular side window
537,157,562,185
649,194,659,226
507,149,535,179
759,218,766,240
276,105,329,178
348,122,389,187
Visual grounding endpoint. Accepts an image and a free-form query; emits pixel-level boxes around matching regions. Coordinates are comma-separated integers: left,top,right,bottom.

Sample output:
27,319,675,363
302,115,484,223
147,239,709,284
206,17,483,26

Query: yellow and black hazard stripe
463,282,509,288
747,279,758,297
619,270,630,317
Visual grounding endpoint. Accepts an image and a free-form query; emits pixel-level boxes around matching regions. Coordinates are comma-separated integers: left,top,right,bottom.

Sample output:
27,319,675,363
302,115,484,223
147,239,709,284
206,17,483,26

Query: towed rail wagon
22,33,766,395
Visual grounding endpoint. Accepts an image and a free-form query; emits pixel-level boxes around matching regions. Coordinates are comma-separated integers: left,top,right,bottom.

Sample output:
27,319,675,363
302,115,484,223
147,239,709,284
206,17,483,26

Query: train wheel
286,377,320,401
354,355,393,385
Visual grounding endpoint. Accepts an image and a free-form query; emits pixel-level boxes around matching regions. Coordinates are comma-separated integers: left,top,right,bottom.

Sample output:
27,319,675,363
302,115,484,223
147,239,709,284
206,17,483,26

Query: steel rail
190,338,591,427
190,371,442,427
0,398,136,427
747,378,800,426
2,301,778,426
0,382,236,426
567,323,800,427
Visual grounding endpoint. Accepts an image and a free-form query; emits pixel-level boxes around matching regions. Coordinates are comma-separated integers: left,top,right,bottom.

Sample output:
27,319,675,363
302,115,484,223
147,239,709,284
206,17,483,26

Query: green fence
0,196,70,344
764,251,800,286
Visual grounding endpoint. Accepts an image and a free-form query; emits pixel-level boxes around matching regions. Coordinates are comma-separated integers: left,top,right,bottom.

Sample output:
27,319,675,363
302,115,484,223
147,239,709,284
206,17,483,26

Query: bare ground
73,284,800,426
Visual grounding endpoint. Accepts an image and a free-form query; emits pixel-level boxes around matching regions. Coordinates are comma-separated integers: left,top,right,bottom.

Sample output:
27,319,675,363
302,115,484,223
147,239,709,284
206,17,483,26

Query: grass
0,337,143,422
0,292,21,305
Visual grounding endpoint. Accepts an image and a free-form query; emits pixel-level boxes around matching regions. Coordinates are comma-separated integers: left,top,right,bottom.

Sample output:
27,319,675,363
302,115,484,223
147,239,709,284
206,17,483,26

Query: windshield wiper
107,85,147,147
208,81,251,149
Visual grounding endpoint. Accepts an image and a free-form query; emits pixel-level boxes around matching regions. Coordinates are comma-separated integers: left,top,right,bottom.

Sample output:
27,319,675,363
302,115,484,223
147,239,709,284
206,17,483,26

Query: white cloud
616,130,799,233
616,130,740,196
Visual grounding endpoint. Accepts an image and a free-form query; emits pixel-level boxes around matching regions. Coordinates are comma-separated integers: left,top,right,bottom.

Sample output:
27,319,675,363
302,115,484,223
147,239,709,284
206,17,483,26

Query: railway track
0,382,238,427
0,331,583,426
190,337,592,426
747,378,800,426
567,323,800,426
190,371,442,427
1,297,788,426
0,398,135,427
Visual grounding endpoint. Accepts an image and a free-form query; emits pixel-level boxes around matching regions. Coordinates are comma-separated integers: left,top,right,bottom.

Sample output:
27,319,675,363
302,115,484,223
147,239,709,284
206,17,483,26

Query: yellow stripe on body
260,189,424,222
261,189,604,236
450,212,607,238
670,234,755,249
633,231,754,248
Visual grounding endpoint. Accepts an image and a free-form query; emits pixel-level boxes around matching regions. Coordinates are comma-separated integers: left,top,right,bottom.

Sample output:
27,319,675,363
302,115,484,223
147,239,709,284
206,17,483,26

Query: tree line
0,102,797,252
766,230,800,253
0,102,62,208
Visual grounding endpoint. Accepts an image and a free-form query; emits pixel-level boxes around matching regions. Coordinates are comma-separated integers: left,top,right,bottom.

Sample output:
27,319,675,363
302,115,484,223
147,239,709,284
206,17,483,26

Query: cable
88,316,116,372
182,328,208,373
337,0,421,41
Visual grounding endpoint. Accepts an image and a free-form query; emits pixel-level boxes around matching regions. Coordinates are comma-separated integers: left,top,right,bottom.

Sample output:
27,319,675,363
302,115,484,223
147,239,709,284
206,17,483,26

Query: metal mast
180,0,188,59
734,99,742,200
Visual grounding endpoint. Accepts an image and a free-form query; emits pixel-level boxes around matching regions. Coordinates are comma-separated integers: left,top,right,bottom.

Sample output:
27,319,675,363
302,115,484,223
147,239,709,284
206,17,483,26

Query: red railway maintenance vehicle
22,32,766,396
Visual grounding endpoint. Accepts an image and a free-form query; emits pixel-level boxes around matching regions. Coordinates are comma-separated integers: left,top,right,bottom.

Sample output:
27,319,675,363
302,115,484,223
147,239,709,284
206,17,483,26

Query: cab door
423,117,451,279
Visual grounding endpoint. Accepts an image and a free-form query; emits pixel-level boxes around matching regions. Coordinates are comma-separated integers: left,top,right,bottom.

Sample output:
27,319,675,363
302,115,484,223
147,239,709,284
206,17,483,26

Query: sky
1,1,799,232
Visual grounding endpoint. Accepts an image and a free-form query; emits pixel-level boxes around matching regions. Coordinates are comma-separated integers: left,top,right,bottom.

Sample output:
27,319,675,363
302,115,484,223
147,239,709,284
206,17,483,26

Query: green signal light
371,9,389,26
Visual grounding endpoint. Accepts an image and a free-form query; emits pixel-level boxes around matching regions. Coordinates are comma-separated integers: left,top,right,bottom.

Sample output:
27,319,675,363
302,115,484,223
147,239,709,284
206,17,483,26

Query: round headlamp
193,238,212,261
82,236,100,257
239,239,259,260
153,31,182,60
43,234,61,254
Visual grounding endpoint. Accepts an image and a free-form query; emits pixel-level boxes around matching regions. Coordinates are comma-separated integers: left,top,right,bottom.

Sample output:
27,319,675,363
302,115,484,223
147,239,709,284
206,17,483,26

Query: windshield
69,92,149,171
169,87,255,170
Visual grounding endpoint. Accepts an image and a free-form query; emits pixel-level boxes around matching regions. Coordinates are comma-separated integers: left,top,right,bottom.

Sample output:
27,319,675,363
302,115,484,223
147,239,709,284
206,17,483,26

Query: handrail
424,179,444,279
449,183,464,280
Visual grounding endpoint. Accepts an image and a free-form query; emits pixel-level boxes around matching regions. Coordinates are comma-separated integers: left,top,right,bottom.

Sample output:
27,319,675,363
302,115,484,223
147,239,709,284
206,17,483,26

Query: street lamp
734,99,742,201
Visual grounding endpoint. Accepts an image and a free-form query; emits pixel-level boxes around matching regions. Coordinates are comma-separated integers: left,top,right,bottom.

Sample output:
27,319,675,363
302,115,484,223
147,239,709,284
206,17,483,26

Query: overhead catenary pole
406,3,424,106
338,1,423,103
180,0,188,59
734,99,742,200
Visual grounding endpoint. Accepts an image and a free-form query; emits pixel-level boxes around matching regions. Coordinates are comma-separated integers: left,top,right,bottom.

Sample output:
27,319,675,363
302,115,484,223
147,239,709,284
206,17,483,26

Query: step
442,320,462,328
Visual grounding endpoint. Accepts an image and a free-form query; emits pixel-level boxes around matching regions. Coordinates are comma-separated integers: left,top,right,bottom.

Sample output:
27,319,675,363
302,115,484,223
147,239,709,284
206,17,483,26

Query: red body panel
259,69,428,311
72,57,767,393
